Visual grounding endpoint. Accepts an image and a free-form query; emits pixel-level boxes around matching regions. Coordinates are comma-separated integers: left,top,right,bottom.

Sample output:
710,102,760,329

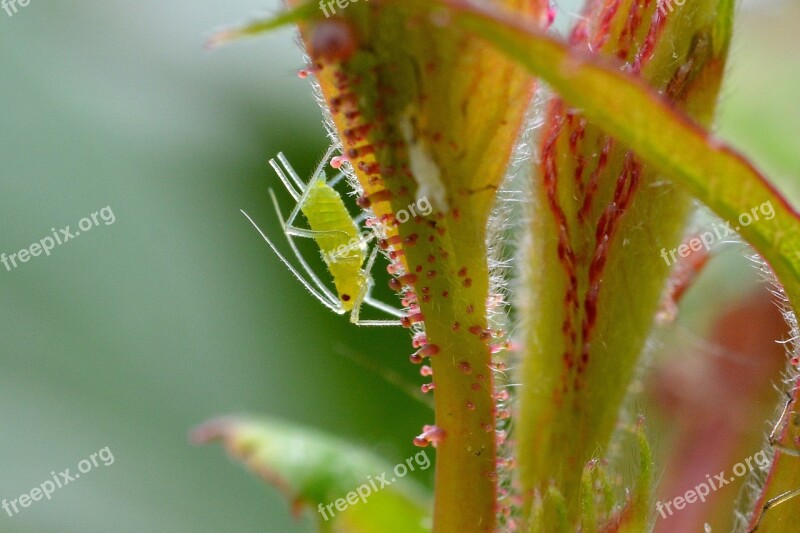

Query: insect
241,145,402,326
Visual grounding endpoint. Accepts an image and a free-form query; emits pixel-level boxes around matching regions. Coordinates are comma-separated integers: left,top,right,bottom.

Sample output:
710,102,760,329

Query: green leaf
433,0,800,310
192,417,431,533
421,2,800,529
487,0,734,526
206,2,320,49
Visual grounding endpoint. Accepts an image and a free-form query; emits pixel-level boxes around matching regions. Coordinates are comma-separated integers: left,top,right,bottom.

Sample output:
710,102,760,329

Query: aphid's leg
363,295,405,319
361,244,404,319
768,392,800,457
349,246,403,326
241,208,344,314
749,488,800,532
326,226,375,261
268,189,350,243
275,153,305,193
273,148,357,240
748,391,800,531
328,170,348,188
277,144,336,193
269,158,300,201
279,146,338,237
273,168,349,241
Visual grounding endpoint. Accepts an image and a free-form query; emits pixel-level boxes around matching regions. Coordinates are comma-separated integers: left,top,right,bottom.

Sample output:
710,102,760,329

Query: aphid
241,145,402,326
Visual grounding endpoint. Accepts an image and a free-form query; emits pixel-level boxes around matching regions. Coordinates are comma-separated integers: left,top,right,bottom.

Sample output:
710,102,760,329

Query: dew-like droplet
330,155,348,169
414,425,446,448
420,365,433,376
412,334,428,348
401,313,425,328
546,6,557,27
496,430,508,446
420,344,440,357
421,383,435,393
399,273,418,286
309,19,358,62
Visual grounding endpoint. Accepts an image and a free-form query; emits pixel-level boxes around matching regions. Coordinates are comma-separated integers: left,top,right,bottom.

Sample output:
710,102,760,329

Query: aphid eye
308,19,357,62
341,294,351,302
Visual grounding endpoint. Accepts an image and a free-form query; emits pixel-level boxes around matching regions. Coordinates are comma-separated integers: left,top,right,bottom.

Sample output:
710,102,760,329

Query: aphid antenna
240,209,344,315
265,191,345,302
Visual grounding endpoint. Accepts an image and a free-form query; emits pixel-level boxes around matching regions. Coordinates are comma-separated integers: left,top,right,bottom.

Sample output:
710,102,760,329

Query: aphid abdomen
301,179,366,310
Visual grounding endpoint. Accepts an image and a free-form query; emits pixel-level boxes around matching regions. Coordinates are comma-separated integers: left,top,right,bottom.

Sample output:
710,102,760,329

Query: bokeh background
0,0,797,531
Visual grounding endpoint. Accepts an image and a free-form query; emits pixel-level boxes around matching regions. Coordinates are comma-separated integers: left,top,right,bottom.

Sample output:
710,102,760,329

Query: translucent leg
269,157,300,201
277,144,336,200
748,392,800,531
274,148,357,241
265,196,344,308
269,189,349,241
349,246,403,326
768,392,800,457
328,170,348,188
749,488,800,532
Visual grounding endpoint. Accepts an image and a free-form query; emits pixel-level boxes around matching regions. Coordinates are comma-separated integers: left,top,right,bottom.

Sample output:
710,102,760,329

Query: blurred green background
0,1,797,532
